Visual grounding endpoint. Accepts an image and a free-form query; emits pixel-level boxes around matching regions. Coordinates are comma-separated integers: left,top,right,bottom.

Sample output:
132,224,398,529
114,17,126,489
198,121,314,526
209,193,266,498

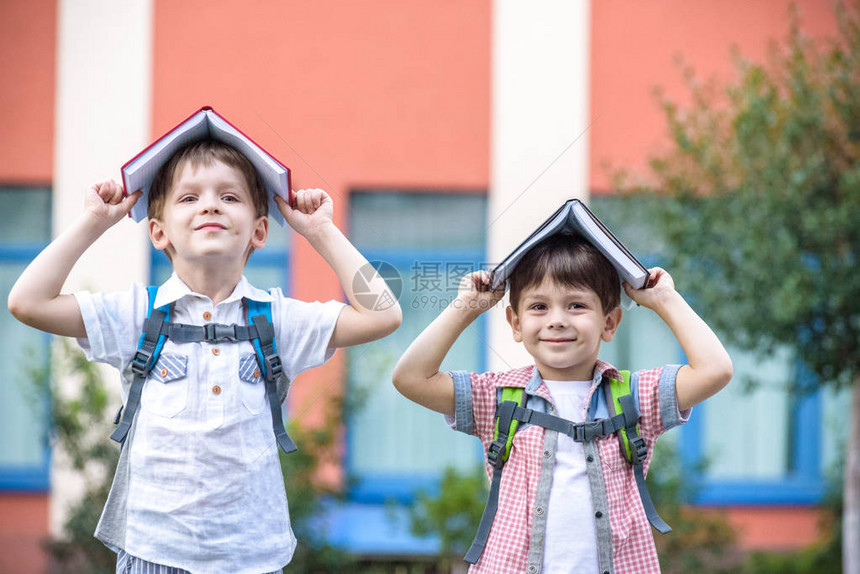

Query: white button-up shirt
75,274,344,573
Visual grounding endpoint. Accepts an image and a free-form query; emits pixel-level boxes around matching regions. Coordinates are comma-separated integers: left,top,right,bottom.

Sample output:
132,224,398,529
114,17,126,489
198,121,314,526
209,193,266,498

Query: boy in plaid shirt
393,234,732,573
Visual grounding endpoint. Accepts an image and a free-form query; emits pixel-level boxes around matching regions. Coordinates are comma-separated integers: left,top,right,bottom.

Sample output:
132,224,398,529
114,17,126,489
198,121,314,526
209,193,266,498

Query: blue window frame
345,192,488,505
0,187,52,491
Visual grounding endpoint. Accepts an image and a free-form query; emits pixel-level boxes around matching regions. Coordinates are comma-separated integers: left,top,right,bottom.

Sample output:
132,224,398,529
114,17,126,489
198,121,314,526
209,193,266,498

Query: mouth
541,338,575,344
195,222,227,231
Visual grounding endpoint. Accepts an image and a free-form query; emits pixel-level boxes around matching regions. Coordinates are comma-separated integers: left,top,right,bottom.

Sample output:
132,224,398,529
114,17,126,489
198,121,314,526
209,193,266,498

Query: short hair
508,233,620,314
147,139,268,221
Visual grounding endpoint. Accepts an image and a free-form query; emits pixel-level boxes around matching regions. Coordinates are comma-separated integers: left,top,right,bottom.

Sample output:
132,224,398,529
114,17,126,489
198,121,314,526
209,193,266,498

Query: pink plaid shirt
448,360,687,574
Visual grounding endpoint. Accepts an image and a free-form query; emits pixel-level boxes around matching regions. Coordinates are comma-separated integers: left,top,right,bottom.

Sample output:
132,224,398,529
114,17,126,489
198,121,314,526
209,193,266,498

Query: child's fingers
107,181,125,204
275,194,292,221
120,190,143,212
646,267,666,288
296,189,312,213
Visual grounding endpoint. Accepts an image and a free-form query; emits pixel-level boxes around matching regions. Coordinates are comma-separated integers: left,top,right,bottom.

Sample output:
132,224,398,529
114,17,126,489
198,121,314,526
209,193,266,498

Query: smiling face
148,160,268,268
506,276,621,381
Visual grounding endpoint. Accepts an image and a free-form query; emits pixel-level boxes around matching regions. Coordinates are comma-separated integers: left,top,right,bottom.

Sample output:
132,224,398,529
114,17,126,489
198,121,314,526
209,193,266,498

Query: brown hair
147,139,268,220
508,233,620,314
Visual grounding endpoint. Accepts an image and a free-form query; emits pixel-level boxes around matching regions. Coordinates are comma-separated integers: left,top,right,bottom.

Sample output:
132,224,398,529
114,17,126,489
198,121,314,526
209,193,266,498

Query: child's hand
623,267,678,310
84,180,141,228
454,271,505,317
275,188,334,238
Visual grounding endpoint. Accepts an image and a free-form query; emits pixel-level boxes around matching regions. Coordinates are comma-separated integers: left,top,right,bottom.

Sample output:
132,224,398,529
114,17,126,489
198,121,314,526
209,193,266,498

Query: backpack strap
464,387,526,564
247,298,298,454
111,286,170,445
604,371,671,533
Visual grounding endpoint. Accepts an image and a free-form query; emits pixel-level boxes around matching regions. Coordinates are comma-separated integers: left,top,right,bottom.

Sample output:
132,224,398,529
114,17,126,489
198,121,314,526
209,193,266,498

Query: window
0,187,52,490
347,192,487,502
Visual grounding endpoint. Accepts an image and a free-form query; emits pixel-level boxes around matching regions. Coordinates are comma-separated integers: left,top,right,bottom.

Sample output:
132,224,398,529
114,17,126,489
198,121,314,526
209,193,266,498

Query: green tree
407,464,487,568
618,4,859,571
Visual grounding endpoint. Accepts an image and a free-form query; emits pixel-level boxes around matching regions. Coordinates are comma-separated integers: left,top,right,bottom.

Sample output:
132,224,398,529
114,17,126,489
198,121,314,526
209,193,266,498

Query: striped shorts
116,550,283,574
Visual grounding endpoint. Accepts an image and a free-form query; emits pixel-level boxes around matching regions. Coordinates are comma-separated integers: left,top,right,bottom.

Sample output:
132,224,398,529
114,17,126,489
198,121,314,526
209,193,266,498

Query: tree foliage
620,3,860,389
408,464,487,562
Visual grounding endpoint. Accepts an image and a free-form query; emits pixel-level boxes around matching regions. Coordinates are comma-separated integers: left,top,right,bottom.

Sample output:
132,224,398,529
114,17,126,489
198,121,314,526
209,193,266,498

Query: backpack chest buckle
204,323,238,342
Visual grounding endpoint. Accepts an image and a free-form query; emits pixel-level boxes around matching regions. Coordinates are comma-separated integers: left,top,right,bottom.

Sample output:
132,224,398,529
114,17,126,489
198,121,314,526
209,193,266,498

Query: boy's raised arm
392,271,504,416
7,181,141,338
275,189,402,348
625,267,733,412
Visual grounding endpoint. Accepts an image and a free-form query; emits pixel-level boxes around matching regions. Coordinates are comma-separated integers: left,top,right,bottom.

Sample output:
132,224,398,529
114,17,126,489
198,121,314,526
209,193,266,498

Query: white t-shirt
541,379,599,573
74,274,344,574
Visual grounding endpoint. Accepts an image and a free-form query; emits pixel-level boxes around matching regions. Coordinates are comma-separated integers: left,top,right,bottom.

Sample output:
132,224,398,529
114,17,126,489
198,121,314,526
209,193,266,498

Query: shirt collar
153,273,274,309
523,359,621,395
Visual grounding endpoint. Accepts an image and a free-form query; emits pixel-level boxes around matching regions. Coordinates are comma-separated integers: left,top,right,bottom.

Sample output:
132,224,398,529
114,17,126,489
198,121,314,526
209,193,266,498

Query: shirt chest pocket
239,353,267,414
142,354,189,418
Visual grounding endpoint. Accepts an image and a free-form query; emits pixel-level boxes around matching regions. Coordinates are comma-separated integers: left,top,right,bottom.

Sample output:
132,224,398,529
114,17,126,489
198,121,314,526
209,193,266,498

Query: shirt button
160,368,168,378
203,311,212,320
528,566,538,574
595,511,603,518
212,348,220,356
586,455,594,462
535,506,545,516
543,450,551,458
212,385,221,395
253,369,261,379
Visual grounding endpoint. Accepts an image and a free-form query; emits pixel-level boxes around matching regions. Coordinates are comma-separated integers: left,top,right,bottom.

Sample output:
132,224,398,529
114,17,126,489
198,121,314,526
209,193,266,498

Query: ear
250,215,268,249
601,307,622,342
149,218,171,251
506,305,524,343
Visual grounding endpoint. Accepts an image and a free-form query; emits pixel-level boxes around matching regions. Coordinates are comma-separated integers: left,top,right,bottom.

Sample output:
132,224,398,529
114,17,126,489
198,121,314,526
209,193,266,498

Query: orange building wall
0,0,57,183
152,1,490,475
589,0,840,193
0,494,50,574
0,0,55,572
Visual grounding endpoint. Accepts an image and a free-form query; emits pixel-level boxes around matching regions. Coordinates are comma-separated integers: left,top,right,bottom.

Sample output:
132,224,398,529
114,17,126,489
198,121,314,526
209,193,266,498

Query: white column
489,0,592,371
52,0,152,536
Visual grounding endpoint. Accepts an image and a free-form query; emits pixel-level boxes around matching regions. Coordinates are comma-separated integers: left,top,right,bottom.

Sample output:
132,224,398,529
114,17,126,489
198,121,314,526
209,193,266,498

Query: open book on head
490,199,650,307
123,106,291,226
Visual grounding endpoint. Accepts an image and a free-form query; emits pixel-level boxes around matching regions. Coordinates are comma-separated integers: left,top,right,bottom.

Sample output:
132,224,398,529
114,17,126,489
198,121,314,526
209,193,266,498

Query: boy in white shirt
8,139,401,573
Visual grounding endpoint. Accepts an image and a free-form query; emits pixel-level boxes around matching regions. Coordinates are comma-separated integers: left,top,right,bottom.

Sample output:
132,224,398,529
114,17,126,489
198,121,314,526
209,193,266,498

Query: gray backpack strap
248,300,297,454
604,373,671,534
464,398,519,564
111,286,169,445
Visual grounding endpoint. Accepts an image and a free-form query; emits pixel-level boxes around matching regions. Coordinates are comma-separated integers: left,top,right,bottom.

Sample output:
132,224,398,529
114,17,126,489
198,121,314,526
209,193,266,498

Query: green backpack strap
604,370,672,534
465,386,527,564
605,370,639,462
494,387,526,462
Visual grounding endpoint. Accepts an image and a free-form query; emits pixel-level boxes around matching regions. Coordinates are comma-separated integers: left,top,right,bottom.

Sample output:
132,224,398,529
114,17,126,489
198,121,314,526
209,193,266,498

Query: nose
198,191,221,213
547,308,568,328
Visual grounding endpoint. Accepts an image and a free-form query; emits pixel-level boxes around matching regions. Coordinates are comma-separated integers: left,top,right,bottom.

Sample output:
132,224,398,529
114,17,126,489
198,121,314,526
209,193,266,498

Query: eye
178,194,196,203
568,302,587,310
529,303,547,311
222,194,240,203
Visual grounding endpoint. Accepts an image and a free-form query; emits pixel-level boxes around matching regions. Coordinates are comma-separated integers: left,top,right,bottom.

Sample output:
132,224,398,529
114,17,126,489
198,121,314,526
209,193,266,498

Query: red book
122,106,291,225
